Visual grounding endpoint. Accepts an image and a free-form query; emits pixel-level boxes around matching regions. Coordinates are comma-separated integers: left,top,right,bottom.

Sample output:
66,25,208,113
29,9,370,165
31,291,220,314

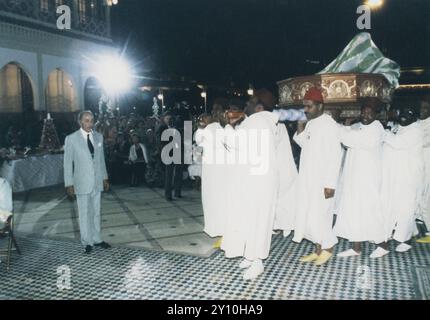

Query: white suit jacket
64,130,108,195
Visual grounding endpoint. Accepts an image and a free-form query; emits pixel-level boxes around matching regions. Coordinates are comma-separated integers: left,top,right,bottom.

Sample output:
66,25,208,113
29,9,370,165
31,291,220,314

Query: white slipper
395,243,412,253
238,259,252,269
337,249,360,257
243,260,264,280
369,247,389,259
283,230,292,238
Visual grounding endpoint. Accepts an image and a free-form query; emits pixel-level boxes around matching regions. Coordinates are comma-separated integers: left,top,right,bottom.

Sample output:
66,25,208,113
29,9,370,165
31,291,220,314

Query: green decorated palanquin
277,33,400,119
277,73,394,118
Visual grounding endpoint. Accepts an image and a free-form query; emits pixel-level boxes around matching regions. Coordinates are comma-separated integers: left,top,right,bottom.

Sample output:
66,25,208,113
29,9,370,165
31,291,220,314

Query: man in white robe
199,111,229,239
333,100,389,258
273,122,298,237
221,98,296,280
417,101,430,243
292,87,342,266
381,107,425,252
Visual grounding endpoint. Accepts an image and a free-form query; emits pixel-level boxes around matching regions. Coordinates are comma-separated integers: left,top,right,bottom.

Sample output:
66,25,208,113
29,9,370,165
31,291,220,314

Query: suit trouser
130,162,146,184
165,163,183,198
76,188,102,246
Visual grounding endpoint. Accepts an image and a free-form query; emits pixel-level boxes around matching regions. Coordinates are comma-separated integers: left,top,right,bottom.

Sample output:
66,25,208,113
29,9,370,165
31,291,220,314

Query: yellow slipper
213,237,222,249
416,235,430,244
314,250,333,266
299,253,319,263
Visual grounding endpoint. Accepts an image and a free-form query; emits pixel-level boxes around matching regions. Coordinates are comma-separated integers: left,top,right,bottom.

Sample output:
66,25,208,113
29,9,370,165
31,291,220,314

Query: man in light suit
64,111,111,254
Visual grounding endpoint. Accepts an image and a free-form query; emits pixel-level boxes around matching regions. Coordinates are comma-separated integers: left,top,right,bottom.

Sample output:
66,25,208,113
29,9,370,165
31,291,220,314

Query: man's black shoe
95,242,111,249
84,245,92,254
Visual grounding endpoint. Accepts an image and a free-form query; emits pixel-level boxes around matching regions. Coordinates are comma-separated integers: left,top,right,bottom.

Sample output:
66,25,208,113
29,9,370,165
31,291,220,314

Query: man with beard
381,107,424,252
292,87,342,266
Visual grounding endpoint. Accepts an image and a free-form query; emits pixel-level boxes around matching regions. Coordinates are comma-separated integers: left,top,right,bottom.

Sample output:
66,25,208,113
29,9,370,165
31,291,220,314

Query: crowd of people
2,86,429,281
73,107,194,194
195,88,430,280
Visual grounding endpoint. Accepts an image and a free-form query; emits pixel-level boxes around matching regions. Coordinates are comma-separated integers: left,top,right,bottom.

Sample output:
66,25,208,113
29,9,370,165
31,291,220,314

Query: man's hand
103,179,110,192
297,120,307,134
324,188,335,199
65,186,75,200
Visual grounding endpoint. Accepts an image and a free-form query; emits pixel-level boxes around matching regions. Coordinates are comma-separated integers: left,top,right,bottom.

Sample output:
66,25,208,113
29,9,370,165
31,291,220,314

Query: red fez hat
303,87,324,103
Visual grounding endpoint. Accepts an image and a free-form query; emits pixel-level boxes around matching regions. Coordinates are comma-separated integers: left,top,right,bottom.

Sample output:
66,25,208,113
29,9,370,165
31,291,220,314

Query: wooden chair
0,215,21,271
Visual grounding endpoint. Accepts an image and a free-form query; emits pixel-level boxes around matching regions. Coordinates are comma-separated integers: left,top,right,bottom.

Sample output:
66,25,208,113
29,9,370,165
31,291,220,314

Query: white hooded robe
221,111,288,260
333,121,387,243
273,123,298,234
418,117,430,230
381,122,424,242
292,113,342,250
199,122,230,237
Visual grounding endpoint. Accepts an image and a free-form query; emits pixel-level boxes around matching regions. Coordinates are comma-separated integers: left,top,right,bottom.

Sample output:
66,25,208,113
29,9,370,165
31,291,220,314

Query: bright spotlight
157,94,164,100
365,0,383,9
95,55,132,94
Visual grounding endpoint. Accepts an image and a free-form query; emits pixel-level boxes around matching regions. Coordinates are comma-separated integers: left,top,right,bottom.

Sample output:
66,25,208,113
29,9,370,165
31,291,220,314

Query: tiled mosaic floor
2,184,430,300
12,185,217,257
0,233,429,300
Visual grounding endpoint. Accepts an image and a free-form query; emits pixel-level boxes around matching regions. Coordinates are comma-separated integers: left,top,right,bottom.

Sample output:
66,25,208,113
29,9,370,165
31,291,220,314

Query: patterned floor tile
0,234,428,300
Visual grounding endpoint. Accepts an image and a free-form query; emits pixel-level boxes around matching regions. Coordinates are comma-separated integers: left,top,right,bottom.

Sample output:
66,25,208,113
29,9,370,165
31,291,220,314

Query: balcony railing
0,0,110,40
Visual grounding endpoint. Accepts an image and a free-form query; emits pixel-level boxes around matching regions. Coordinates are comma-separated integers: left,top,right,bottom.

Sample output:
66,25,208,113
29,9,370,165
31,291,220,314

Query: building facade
0,0,116,146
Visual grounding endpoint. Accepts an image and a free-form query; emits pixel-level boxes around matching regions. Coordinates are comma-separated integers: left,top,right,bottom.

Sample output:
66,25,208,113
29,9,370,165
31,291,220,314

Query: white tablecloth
0,154,64,193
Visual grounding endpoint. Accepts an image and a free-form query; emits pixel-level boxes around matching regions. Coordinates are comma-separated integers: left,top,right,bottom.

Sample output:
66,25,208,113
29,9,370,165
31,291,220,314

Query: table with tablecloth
0,154,64,193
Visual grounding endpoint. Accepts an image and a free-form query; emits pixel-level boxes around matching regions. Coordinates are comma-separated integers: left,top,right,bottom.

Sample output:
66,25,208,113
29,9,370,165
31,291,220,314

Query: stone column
105,0,111,38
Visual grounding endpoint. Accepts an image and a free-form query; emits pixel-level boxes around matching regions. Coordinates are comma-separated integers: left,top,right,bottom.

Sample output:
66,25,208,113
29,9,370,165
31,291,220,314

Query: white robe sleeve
293,130,307,148
141,143,149,163
384,129,422,150
323,125,342,190
341,125,381,150
195,128,205,147
128,145,134,161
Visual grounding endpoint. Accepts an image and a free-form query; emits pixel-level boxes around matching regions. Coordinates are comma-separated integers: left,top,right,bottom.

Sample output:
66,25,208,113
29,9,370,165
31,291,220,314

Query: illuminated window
78,0,87,23
0,63,34,113
46,69,77,113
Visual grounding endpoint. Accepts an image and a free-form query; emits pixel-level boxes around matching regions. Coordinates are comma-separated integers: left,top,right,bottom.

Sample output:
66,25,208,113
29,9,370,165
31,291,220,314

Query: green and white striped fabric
318,32,401,88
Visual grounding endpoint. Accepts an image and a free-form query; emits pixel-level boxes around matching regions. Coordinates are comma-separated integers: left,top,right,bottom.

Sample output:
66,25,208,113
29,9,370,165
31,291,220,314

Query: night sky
111,0,429,89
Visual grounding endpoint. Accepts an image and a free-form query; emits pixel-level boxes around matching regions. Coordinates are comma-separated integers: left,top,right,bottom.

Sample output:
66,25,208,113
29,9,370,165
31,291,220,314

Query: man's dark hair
228,98,246,111
162,111,173,118
253,88,275,111
359,97,383,114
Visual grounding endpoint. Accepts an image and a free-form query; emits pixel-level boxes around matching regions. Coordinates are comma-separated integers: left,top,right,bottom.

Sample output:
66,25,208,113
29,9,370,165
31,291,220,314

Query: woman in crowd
128,134,149,187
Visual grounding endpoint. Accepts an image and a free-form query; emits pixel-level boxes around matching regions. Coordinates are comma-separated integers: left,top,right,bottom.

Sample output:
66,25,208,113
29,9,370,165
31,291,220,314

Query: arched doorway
84,77,103,114
45,68,78,113
0,62,36,147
